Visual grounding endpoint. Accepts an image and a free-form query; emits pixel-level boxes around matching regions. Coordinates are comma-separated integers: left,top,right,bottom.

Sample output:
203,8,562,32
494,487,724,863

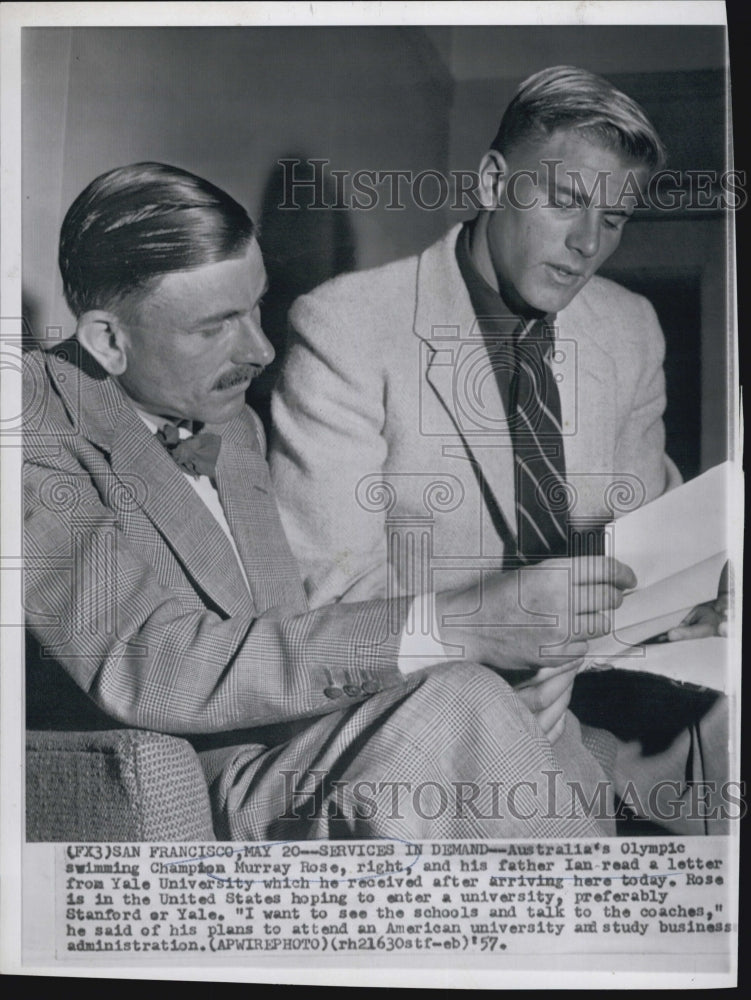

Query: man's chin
525,287,581,315
199,393,248,427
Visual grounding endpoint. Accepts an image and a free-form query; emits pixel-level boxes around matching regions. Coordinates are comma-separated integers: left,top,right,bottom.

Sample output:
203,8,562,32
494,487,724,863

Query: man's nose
565,210,601,259
235,316,275,367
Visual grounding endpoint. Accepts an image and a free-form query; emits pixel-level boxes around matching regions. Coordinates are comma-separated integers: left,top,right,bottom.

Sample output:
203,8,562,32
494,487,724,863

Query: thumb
667,622,716,642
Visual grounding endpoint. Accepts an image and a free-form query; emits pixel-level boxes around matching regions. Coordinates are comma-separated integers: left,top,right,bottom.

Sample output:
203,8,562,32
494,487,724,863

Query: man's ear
477,150,508,210
76,311,130,376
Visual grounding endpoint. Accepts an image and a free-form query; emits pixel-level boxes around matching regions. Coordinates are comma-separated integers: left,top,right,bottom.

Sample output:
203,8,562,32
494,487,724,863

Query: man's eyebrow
549,181,634,216
192,308,244,328
192,282,269,329
549,181,591,208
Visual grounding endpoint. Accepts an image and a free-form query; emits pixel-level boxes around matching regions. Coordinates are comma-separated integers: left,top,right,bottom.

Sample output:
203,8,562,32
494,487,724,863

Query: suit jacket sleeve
24,423,407,737
270,283,395,607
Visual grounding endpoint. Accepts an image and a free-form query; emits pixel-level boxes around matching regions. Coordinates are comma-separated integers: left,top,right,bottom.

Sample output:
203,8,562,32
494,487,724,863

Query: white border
1,0,736,987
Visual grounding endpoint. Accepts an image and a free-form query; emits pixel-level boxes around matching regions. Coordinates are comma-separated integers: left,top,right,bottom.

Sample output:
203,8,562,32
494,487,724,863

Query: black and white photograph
1,0,742,987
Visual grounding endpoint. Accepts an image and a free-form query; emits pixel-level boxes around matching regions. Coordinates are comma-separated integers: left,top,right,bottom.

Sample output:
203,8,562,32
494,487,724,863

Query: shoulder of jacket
23,347,73,434
289,224,463,318
291,252,420,316
245,406,267,455
575,273,656,317
565,274,661,349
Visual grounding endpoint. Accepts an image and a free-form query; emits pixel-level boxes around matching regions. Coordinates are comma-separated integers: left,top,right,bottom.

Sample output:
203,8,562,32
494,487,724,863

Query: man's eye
602,215,627,231
200,319,230,337
547,188,574,210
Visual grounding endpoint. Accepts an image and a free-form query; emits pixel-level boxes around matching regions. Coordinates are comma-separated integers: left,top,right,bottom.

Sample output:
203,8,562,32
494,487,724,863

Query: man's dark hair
59,162,256,317
491,65,667,172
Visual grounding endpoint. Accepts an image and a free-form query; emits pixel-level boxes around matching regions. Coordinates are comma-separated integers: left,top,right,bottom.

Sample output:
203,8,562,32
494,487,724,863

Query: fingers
533,685,574,738
551,640,590,661
546,714,567,744
573,583,626,613
570,610,614,640
668,601,727,641
567,556,637,591
667,622,718,642
609,558,637,591
677,606,701,627
516,660,580,711
514,659,581,690
516,649,587,687
532,641,591,671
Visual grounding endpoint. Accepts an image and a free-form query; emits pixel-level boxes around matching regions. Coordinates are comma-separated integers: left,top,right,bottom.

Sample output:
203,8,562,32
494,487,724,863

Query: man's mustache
213,363,265,390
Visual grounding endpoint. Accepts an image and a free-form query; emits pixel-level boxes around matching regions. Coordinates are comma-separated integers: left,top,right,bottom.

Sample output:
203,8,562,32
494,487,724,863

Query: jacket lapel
212,413,308,616
414,225,518,541
412,227,620,534
45,347,255,619
556,294,616,519
109,419,255,618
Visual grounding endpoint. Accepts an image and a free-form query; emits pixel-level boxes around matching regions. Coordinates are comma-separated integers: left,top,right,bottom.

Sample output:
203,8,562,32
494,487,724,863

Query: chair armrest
26,729,216,841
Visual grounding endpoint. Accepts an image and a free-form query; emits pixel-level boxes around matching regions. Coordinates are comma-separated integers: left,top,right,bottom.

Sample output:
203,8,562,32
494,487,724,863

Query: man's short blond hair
491,65,666,172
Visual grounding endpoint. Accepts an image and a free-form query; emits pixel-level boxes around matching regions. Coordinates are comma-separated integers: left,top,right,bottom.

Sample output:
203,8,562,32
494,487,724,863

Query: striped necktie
511,317,570,563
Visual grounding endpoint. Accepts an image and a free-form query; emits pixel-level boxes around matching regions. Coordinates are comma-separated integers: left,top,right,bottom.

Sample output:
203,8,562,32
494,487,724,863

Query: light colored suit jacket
270,223,679,608
23,344,407,743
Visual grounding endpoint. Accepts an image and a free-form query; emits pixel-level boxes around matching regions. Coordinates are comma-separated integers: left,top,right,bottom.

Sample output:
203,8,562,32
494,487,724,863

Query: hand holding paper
666,559,731,641
584,462,733,682
586,462,733,690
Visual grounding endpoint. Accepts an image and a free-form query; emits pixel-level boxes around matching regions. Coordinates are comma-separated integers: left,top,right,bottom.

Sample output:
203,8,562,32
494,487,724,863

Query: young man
25,161,634,841
269,67,729,831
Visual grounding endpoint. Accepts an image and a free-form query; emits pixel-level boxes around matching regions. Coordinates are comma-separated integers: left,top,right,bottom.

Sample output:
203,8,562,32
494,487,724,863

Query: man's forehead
506,128,650,208
509,127,648,173
130,242,266,315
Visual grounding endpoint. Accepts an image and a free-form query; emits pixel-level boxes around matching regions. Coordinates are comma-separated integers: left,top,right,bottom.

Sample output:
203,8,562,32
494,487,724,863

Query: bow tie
155,423,222,478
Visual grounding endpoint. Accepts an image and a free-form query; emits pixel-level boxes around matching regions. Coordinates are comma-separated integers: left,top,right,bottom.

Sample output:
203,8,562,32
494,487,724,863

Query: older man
25,161,636,841
270,67,730,832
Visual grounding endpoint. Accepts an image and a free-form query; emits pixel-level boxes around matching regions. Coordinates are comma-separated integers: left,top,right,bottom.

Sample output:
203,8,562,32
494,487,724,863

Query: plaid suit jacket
24,344,407,745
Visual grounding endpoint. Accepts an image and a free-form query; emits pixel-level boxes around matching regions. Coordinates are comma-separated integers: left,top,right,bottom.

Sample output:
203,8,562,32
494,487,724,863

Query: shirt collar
119,391,195,439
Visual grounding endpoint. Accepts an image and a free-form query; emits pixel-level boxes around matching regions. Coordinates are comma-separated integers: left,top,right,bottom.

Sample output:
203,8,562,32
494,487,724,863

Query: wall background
23,25,731,475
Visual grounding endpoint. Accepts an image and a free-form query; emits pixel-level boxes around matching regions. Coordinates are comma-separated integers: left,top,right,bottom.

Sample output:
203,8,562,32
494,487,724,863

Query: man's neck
115,386,190,434
113,380,198,432
467,213,545,321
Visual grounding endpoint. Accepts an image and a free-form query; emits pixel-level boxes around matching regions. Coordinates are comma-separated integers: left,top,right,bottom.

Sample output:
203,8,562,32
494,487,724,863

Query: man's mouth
213,364,263,391
546,263,585,284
